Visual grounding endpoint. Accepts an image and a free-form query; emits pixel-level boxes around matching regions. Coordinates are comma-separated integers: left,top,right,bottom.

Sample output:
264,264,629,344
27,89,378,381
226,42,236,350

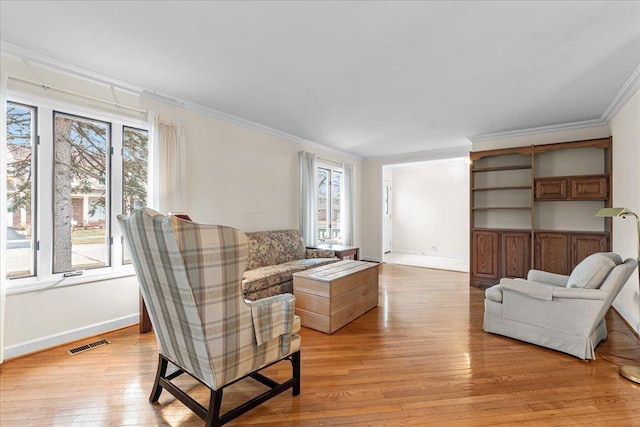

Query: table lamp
596,207,640,382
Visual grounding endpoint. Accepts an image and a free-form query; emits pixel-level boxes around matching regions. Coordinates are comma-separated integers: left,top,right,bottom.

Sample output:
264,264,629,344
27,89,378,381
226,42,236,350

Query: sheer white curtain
0,71,9,363
299,151,317,247
148,112,187,214
341,162,355,246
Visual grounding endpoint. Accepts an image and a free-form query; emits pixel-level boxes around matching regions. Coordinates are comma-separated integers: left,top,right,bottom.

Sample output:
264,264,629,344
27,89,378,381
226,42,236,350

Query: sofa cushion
242,263,305,294
567,252,621,289
306,248,336,258
283,258,338,270
245,230,306,270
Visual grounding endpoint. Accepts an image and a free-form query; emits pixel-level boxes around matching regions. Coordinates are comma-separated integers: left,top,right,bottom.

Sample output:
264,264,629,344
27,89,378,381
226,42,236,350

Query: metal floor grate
67,339,110,355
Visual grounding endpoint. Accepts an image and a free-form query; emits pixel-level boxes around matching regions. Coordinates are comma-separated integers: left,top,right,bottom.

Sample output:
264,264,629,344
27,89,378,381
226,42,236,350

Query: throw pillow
567,252,620,289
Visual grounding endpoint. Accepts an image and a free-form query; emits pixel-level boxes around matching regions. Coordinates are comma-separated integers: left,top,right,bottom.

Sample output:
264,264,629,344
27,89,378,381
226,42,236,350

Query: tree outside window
4,98,150,280
5,103,36,278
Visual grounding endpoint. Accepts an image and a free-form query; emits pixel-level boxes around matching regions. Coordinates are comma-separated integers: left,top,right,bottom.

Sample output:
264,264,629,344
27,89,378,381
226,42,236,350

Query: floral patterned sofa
242,229,338,300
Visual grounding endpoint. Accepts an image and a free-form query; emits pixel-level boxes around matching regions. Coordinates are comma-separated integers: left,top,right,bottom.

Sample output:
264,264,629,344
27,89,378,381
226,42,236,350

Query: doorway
381,158,470,273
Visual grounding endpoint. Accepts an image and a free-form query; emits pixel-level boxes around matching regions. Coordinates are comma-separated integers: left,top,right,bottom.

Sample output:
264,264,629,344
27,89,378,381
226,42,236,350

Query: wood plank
2,264,640,426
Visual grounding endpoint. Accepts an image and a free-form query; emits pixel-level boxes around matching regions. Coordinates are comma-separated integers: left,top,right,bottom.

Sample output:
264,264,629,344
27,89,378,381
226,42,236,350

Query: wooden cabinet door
472,231,499,279
501,232,530,278
570,234,609,270
535,233,569,275
570,176,608,200
535,178,567,200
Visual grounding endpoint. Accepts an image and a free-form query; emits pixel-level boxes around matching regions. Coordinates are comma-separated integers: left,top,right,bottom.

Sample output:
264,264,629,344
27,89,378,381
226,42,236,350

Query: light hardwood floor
2,264,640,426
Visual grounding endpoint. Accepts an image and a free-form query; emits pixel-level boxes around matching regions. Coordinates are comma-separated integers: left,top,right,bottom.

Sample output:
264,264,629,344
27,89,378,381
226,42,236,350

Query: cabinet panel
570,176,608,200
535,233,569,275
570,234,609,270
501,232,530,278
535,178,566,200
472,231,499,279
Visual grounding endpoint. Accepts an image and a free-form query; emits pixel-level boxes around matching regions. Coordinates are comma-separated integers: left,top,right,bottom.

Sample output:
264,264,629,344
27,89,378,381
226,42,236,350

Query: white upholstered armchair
484,252,638,360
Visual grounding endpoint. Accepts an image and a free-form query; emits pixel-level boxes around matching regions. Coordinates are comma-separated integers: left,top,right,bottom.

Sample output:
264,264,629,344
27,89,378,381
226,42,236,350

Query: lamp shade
595,207,635,218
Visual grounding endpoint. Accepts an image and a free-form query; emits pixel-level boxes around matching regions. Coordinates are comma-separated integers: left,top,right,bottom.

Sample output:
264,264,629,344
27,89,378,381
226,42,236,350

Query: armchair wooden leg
150,354,168,403
205,389,223,427
291,350,301,396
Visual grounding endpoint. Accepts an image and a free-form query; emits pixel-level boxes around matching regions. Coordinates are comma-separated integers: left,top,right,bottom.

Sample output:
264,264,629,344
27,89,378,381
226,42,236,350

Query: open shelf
472,207,531,210
472,186,531,192
470,137,612,288
472,164,532,173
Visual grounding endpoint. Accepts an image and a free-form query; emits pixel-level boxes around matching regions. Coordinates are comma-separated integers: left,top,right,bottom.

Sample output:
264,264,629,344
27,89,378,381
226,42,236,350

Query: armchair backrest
118,208,250,390
599,258,638,297
591,258,638,330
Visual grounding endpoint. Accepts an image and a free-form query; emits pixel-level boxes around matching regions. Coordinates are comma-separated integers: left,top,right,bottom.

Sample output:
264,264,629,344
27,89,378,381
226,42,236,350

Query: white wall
390,158,469,258
359,146,471,261
1,55,362,358
610,89,640,332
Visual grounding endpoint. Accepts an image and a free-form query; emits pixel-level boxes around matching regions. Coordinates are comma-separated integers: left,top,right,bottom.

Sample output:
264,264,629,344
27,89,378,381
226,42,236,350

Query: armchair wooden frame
151,352,300,427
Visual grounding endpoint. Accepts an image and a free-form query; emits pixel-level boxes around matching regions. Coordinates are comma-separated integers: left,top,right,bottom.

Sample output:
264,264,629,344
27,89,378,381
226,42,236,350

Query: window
4,96,149,282
6,102,37,279
122,126,149,264
53,112,110,273
316,165,342,243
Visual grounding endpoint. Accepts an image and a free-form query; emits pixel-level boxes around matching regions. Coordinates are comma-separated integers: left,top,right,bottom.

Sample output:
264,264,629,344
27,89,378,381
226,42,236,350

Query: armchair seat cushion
567,252,621,289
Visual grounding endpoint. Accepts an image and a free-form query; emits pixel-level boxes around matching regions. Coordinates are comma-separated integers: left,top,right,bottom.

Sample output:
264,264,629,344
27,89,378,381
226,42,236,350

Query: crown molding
1,42,362,161
1,41,146,94
468,62,640,143
367,144,471,164
180,99,362,161
601,63,640,122
468,118,607,143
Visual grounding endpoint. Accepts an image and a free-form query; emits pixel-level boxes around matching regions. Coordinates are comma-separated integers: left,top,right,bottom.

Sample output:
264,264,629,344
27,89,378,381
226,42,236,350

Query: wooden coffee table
292,260,379,333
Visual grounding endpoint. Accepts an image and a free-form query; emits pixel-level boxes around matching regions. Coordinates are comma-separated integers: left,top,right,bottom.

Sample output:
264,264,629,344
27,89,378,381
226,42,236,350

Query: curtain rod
8,75,147,114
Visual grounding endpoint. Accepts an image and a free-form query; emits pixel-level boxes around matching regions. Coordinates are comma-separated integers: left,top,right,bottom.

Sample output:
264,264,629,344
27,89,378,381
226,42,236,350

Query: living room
1,2,640,426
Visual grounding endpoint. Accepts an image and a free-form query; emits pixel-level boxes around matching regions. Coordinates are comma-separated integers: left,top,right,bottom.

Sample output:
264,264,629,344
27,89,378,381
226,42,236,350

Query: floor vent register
67,339,110,355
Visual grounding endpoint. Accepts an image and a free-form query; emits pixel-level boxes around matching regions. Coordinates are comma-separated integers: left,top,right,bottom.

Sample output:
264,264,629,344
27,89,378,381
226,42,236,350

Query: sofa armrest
527,270,569,287
306,248,336,258
245,293,296,348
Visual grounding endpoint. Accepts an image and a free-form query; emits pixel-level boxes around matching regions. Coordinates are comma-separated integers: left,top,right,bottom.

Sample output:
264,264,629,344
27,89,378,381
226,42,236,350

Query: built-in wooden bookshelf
469,137,612,288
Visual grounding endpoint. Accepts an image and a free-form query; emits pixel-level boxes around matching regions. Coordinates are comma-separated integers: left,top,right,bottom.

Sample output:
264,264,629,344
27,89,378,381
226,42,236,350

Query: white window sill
6,267,137,296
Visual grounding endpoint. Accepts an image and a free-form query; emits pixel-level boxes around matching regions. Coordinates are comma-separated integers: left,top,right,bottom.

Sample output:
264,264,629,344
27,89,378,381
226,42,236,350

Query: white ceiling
1,1,639,158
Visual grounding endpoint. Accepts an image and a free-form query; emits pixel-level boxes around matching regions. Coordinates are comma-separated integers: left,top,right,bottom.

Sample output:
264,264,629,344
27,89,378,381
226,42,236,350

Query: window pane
331,171,342,241
6,103,36,279
122,126,149,264
53,113,109,273
316,168,329,242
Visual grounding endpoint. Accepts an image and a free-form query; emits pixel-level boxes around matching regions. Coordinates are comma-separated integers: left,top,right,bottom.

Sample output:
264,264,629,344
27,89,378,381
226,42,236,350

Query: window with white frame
4,97,149,281
316,163,343,244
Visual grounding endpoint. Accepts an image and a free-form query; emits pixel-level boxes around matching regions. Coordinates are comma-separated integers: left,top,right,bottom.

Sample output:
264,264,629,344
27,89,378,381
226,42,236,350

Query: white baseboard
4,314,138,360
390,250,469,260
612,301,640,334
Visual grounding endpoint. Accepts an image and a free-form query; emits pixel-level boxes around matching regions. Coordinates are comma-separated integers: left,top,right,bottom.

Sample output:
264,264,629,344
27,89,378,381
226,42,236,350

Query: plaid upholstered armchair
118,208,301,427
